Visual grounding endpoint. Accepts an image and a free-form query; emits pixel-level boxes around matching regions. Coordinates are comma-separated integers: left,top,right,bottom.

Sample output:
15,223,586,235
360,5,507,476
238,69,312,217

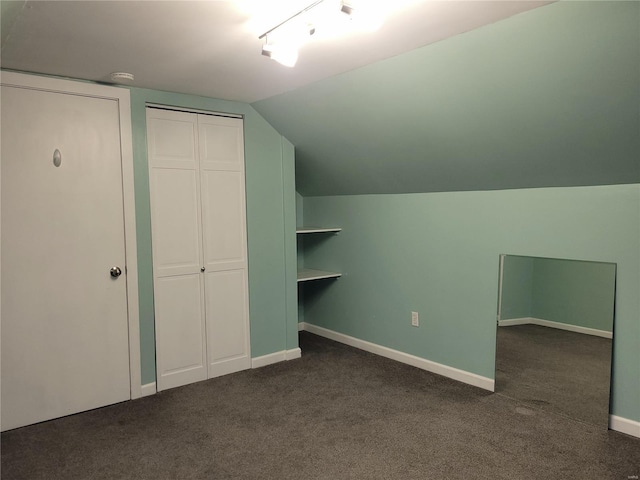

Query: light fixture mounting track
259,0,357,67
258,0,326,41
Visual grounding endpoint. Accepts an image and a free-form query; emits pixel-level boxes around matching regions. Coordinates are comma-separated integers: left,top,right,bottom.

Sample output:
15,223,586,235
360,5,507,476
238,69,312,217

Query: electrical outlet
411,311,419,327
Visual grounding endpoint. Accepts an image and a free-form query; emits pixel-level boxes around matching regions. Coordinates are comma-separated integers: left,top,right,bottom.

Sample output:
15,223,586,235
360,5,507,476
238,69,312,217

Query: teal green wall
300,185,640,422
281,138,299,351
129,88,296,384
296,192,305,270
500,256,534,319
296,192,305,323
253,1,640,196
296,192,304,229
531,257,615,332
0,0,25,47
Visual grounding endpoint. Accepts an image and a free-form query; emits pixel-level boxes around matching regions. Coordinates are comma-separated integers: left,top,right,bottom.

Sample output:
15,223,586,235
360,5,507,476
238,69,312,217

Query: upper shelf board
296,227,342,234
297,268,342,282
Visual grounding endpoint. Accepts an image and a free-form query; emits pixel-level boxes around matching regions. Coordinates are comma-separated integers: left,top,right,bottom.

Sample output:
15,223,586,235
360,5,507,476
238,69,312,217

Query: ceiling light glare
261,43,299,67
309,0,353,40
342,1,384,32
272,17,316,47
258,0,387,65
353,12,384,32
313,0,383,39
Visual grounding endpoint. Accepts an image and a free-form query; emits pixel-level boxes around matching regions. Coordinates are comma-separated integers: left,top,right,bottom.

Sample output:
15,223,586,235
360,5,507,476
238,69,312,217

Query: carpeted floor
2,332,638,480
495,324,612,428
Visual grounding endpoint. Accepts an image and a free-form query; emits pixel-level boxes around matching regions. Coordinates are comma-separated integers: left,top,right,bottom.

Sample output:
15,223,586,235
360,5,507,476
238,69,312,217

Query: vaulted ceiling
0,0,550,103
2,1,638,196
253,1,640,195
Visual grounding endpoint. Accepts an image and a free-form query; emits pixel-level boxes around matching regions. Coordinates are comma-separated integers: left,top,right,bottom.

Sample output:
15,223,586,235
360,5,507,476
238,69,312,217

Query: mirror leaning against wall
495,255,616,428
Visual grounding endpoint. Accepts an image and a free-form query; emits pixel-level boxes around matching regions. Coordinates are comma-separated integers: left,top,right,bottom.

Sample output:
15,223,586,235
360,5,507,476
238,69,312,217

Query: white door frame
0,71,143,399
497,254,505,323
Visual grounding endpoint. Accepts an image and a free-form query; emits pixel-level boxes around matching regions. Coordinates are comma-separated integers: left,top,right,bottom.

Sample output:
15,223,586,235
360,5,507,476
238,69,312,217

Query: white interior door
146,109,207,391
1,85,132,431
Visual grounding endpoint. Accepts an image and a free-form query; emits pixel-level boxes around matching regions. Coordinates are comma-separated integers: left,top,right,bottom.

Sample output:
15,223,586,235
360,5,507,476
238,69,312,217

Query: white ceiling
1,0,551,103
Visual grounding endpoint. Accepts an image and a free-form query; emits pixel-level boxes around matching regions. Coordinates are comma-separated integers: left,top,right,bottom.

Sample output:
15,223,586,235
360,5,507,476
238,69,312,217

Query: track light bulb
262,43,299,68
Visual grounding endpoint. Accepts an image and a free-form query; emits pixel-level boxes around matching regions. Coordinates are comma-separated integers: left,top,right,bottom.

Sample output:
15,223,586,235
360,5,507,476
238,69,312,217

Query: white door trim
0,71,142,399
146,103,242,119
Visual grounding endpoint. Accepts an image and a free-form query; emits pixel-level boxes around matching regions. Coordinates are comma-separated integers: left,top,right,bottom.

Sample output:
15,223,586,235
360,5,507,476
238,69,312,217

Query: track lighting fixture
259,0,370,67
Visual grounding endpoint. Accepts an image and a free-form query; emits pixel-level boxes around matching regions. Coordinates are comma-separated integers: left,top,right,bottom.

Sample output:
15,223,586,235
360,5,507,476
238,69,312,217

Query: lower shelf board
297,268,342,283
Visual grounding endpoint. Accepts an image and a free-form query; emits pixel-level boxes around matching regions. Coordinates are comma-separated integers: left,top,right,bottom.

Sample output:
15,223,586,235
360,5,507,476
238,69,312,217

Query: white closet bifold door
198,114,251,377
147,108,250,392
147,109,207,391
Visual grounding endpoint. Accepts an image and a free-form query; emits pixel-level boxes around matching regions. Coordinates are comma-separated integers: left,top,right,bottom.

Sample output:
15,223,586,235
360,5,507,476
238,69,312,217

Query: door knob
110,266,122,278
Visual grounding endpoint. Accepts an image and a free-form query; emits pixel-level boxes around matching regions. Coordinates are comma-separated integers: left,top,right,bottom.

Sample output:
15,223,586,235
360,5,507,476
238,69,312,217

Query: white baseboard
252,348,302,369
140,382,157,397
298,322,305,332
299,322,494,392
498,317,534,327
252,351,285,368
286,347,302,360
499,317,613,339
609,415,640,438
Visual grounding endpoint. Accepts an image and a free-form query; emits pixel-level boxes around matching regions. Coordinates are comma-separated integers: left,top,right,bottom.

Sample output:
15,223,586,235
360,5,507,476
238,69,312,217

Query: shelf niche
296,227,341,283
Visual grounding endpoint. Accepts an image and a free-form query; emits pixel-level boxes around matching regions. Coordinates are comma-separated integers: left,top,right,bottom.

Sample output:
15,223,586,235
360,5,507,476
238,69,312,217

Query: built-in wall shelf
297,268,342,283
296,227,342,234
296,226,342,284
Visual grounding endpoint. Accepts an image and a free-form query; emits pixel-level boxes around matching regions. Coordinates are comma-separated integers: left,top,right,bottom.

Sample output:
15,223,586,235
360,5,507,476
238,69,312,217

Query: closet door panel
150,168,202,276
147,113,197,169
201,170,247,272
154,274,207,390
147,109,205,391
198,115,244,172
205,269,251,378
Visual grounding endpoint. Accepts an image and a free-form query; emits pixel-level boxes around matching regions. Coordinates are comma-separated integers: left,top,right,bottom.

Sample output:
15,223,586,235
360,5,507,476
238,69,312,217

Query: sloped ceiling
0,0,551,103
252,1,640,196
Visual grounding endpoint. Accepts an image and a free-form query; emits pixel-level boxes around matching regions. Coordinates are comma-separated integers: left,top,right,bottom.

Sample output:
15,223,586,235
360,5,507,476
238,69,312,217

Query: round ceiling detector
110,72,135,83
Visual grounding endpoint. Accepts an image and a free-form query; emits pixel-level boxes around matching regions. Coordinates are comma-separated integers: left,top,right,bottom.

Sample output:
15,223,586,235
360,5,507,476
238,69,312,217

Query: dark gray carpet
2,332,638,480
496,324,612,428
